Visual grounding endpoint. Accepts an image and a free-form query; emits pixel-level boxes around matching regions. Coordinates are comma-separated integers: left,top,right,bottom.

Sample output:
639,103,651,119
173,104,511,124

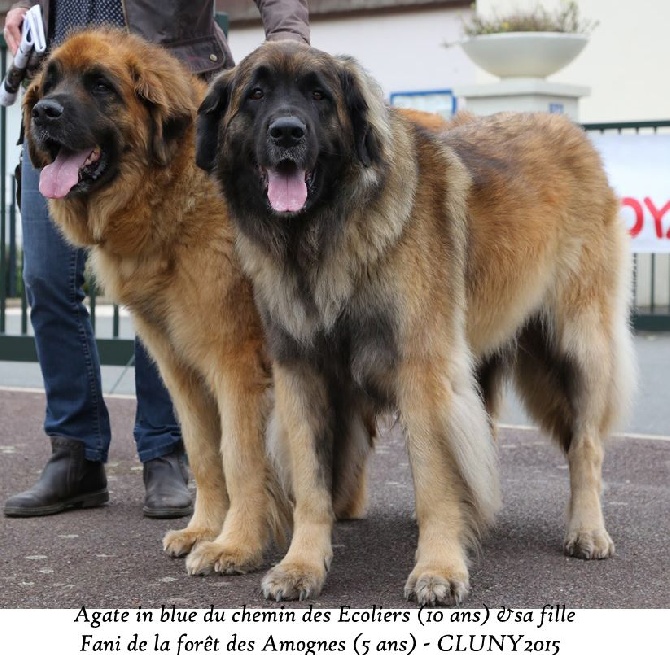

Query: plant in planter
459,1,598,79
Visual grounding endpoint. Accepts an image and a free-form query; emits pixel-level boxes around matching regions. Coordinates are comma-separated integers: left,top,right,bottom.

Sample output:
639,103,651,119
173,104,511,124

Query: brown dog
196,41,636,605
23,27,295,577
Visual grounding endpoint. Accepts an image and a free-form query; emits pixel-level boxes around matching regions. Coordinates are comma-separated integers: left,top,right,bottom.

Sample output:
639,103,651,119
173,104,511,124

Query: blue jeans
20,145,182,463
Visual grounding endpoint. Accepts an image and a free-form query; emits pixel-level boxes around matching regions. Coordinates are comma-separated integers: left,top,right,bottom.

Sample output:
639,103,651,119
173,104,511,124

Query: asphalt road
0,388,668,610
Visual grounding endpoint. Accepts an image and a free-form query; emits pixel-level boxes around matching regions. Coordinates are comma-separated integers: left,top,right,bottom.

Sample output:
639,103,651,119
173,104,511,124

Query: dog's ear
22,73,49,169
131,57,195,166
337,57,386,168
196,69,233,173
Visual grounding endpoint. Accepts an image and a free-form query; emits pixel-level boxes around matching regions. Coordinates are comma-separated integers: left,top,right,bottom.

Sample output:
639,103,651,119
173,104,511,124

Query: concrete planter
461,32,589,79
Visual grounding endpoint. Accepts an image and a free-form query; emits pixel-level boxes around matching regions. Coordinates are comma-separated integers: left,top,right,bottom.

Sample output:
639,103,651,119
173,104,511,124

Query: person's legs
134,339,192,518
4,147,110,517
133,339,182,461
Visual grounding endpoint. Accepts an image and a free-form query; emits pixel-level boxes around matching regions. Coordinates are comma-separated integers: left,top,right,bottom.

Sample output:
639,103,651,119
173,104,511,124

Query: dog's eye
87,77,113,96
312,89,326,101
249,88,264,100
42,63,60,95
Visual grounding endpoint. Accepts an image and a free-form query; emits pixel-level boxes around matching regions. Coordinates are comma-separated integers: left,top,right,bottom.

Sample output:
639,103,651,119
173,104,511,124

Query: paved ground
0,387,668,610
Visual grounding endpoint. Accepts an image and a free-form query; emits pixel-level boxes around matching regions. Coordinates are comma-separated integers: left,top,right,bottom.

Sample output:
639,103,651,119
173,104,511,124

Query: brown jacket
11,0,309,75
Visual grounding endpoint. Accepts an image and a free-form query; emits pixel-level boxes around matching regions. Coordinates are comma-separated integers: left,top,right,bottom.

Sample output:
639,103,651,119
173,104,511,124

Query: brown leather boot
142,446,193,518
4,436,108,517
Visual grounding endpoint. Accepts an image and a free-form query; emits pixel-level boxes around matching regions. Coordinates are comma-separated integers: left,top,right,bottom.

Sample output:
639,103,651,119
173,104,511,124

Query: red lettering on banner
622,197,644,237
621,196,670,239
643,197,670,238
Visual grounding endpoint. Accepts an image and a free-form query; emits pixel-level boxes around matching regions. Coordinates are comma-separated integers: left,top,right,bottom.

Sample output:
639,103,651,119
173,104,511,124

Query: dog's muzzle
262,116,313,214
268,116,306,149
30,97,107,200
32,98,65,127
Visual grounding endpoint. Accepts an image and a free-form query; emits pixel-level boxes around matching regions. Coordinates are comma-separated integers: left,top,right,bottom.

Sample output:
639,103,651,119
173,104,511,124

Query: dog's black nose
269,116,306,147
32,98,64,125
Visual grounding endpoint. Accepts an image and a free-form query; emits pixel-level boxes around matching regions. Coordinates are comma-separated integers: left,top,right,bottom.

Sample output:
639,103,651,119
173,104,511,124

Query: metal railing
0,184,134,364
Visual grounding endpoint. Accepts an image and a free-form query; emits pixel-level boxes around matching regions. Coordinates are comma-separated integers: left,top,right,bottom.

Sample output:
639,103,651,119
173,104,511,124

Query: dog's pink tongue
266,168,307,213
39,149,92,199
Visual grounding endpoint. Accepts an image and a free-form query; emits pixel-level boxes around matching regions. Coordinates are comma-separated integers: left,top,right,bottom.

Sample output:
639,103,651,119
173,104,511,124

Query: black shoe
143,446,193,518
4,437,108,517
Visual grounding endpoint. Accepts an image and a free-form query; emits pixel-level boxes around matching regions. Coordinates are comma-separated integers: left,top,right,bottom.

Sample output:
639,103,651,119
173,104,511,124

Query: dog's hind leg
332,403,376,520
269,388,374,523
514,272,635,559
475,348,513,440
513,317,577,456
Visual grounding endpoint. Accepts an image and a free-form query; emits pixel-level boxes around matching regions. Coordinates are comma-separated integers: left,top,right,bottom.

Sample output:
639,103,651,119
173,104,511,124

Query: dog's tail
604,210,638,436
399,342,500,551
445,349,502,540
266,405,294,544
265,465,293,548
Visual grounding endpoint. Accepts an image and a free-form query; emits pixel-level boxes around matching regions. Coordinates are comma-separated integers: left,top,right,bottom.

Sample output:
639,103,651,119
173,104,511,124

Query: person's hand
3,7,28,56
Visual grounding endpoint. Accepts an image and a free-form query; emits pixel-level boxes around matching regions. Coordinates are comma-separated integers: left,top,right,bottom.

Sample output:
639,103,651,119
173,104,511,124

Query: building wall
227,6,475,107
2,0,667,183
2,1,667,123
229,0,668,122
474,0,670,122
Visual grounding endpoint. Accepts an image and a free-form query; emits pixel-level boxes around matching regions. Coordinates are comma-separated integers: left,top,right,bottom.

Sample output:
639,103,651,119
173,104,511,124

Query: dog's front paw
185,541,263,576
564,528,614,559
404,566,469,606
163,527,218,558
262,561,327,601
